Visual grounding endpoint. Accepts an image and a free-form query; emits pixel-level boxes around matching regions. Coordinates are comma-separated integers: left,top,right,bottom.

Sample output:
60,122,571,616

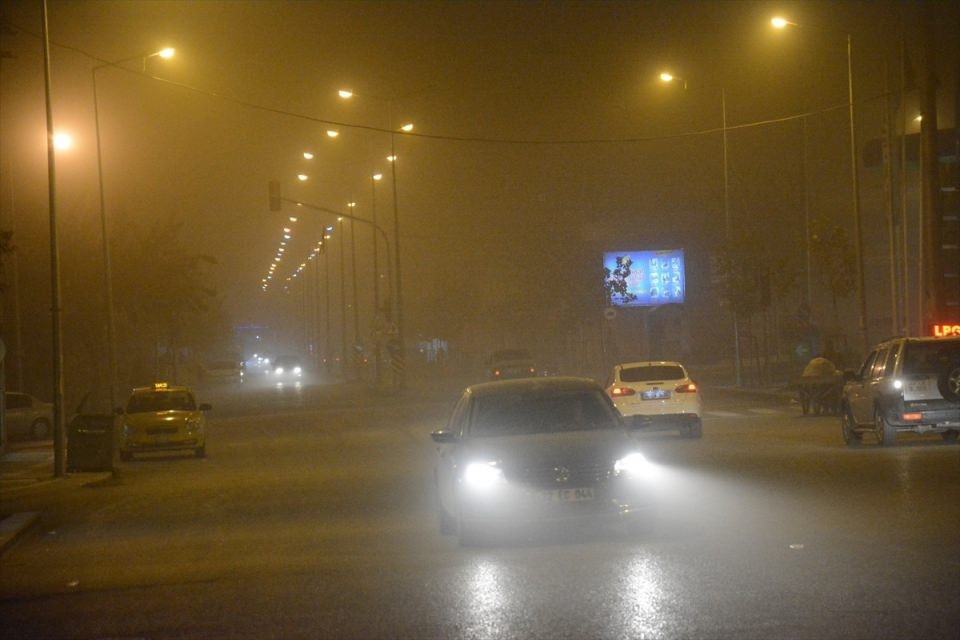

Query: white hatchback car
605,361,702,438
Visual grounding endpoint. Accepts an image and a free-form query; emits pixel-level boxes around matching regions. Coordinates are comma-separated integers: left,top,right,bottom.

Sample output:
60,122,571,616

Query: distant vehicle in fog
605,361,703,438
3,392,54,440
486,348,537,380
269,355,304,383
201,360,244,384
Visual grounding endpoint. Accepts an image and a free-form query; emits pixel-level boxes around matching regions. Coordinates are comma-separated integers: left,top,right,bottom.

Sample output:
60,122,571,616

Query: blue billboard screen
603,249,686,307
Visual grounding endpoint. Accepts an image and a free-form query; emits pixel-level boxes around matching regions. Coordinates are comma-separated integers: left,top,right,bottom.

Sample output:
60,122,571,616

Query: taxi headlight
464,462,505,489
614,452,651,478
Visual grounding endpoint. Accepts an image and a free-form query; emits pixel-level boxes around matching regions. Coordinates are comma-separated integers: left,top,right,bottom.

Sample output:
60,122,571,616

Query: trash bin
67,413,115,472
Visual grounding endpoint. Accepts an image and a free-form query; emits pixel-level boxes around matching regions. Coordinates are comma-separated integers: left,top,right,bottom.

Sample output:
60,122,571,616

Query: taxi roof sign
153,382,169,390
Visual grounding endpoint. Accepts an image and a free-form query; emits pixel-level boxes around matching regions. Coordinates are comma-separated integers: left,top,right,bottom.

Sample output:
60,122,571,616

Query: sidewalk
0,439,112,555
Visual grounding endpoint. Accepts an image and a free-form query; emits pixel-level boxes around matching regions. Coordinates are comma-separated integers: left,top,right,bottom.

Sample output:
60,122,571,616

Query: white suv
840,336,960,446
605,361,702,438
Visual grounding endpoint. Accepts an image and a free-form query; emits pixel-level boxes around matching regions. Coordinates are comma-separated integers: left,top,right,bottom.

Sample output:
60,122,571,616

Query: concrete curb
0,511,40,555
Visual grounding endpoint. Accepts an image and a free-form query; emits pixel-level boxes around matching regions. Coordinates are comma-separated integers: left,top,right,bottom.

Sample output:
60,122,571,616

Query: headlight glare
614,452,651,478
464,462,505,488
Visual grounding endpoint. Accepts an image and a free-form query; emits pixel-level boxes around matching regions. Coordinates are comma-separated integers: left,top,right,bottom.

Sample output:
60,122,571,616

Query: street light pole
660,73,741,385
846,32,868,353
41,0,65,477
337,218,347,379
337,89,409,389
92,47,174,411
370,175,382,386
347,203,360,375
721,87,743,387
773,18,868,353
387,103,406,389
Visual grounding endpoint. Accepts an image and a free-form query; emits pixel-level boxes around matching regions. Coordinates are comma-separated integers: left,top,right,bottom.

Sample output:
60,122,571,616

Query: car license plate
540,487,594,502
641,389,670,400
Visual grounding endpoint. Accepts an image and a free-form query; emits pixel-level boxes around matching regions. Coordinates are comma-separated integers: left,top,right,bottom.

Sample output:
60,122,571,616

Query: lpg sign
932,324,960,337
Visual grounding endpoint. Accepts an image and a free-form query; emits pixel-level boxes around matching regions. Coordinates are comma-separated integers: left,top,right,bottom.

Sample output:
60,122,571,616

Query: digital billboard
603,249,685,307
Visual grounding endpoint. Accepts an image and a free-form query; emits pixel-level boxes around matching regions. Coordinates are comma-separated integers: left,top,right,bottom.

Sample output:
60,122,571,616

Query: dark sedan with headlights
430,376,655,546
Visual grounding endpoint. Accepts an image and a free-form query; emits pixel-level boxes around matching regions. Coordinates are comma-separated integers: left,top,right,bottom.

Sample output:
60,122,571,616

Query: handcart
797,373,843,416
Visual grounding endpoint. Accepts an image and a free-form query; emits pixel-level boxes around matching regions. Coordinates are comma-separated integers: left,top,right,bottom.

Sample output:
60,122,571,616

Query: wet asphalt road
0,379,957,639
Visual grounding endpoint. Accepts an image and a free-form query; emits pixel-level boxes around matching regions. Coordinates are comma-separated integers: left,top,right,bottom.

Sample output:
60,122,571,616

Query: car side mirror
199,403,212,411
430,430,459,444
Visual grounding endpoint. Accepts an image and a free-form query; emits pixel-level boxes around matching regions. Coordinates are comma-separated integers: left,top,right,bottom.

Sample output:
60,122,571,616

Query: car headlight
293,366,302,375
614,452,651,478
275,366,284,374
463,461,505,488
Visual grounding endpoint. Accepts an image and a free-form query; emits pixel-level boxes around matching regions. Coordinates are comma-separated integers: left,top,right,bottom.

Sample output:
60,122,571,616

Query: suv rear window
620,365,685,382
902,341,960,375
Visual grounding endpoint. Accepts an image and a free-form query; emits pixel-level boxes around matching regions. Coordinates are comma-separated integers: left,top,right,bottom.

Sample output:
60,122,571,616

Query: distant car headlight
463,461,505,488
614,452,652,479
274,366,284,375
293,366,302,375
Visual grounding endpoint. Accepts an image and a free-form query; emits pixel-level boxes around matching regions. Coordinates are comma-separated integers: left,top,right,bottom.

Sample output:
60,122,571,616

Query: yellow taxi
119,383,211,460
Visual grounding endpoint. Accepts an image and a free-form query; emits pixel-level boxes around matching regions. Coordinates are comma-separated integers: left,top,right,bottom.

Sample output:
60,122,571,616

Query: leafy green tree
603,256,637,306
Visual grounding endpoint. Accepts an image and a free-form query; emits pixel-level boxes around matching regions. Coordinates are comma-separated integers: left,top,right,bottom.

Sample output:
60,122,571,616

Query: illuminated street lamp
338,88,412,389
52,132,73,150
772,16,868,353
92,46,174,413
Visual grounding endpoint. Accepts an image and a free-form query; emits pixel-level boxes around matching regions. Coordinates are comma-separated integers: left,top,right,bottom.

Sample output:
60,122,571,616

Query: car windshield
902,341,960,375
126,391,196,413
620,365,685,382
468,389,619,437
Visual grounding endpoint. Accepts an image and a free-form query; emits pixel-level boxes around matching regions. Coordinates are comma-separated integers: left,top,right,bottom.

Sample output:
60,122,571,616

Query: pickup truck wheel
938,363,960,402
841,410,861,446
875,409,896,447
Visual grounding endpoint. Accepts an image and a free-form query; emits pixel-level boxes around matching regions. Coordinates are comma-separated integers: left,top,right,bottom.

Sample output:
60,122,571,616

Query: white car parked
605,361,702,438
3,391,54,440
